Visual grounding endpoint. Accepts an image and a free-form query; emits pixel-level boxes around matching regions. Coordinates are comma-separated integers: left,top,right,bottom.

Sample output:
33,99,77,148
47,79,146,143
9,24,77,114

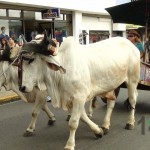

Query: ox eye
28,58,34,64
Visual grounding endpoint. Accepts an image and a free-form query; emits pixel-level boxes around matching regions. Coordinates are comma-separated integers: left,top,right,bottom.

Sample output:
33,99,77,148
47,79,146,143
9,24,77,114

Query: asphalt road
0,88,150,150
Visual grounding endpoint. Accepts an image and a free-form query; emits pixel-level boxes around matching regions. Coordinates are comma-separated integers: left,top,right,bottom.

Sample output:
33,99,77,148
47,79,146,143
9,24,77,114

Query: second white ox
0,51,56,136
19,34,140,150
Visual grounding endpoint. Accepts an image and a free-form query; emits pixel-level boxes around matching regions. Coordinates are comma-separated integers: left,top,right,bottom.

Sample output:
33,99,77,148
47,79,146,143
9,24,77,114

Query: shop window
0,19,22,44
9,20,22,37
0,20,9,35
55,22,67,44
0,9,6,17
112,31,123,37
89,30,110,43
24,11,35,20
9,10,21,18
54,18,71,43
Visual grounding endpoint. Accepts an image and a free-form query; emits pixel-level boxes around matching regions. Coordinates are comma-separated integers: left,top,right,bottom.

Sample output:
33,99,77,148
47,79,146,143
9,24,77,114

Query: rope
0,56,19,78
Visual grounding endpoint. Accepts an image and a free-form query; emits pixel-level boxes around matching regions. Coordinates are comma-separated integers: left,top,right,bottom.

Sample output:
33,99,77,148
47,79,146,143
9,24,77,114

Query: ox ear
46,62,66,74
42,55,66,74
37,80,47,91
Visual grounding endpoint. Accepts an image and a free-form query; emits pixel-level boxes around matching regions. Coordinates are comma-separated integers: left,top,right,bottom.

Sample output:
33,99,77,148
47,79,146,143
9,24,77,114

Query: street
0,88,150,150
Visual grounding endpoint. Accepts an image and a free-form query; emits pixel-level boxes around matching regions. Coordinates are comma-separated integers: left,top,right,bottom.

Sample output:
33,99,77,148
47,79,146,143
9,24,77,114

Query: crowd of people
0,26,60,59
0,26,24,50
0,26,24,59
0,26,149,61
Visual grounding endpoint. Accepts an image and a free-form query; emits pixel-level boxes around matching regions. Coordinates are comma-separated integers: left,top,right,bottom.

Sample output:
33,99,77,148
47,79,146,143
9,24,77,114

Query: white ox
0,59,56,136
32,34,117,124
19,34,140,150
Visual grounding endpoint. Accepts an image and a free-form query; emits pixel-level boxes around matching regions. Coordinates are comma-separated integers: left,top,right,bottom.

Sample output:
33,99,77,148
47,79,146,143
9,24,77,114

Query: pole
145,21,148,43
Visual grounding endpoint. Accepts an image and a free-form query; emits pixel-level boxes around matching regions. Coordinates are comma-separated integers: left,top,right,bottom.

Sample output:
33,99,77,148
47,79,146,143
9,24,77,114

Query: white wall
73,14,112,43
82,16,111,30
113,23,126,31
4,0,117,14
72,11,82,42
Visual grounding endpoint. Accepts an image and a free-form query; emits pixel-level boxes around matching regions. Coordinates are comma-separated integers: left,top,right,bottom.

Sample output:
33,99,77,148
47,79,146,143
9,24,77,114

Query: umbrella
105,0,150,41
105,0,150,27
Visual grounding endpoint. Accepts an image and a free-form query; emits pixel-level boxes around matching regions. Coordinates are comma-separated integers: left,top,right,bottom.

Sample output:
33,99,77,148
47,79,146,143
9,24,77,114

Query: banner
41,8,60,19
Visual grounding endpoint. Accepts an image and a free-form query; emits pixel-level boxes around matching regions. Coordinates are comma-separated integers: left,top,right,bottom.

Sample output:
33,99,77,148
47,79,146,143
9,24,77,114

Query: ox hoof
64,148,74,150
48,119,56,126
23,131,34,137
101,127,109,135
64,146,74,150
95,129,103,139
66,115,71,121
95,133,103,139
125,123,134,130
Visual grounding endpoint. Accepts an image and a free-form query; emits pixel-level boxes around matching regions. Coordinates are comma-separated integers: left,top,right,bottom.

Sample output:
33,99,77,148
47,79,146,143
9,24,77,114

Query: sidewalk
0,87,19,104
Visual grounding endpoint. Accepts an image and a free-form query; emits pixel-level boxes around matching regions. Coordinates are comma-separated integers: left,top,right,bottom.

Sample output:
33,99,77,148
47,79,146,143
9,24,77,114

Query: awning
105,0,150,27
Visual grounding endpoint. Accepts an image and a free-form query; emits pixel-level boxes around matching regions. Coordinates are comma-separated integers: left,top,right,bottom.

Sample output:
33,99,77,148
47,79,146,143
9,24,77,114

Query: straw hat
128,30,141,38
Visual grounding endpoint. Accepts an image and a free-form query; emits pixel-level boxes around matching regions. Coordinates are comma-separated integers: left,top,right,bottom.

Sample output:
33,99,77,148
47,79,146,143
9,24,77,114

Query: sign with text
41,8,60,19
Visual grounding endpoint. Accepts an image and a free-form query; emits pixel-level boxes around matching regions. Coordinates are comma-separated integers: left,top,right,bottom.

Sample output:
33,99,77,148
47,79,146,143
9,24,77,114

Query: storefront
0,1,127,46
0,2,73,42
80,15,111,44
72,12,127,45
89,30,110,43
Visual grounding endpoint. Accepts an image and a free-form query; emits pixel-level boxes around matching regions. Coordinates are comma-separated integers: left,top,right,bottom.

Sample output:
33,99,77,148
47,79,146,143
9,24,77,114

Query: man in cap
127,30,144,58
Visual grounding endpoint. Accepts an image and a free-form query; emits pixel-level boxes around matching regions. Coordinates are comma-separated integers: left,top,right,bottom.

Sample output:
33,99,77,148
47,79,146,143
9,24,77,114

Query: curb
0,94,20,104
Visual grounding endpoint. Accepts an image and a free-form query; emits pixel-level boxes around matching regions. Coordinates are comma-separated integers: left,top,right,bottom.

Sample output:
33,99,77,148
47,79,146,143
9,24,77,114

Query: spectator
17,34,24,46
9,37,19,48
31,28,38,40
0,37,7,49
127,30,144,59
0,26,9,42
9,36,20,59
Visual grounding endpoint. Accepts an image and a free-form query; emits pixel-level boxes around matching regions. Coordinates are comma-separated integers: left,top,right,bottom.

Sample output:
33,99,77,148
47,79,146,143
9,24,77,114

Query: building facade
0,0,131,44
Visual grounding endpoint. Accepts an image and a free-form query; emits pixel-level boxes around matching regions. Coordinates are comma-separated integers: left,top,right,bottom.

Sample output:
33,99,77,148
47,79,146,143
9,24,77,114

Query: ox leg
81,108,103,138
88,97,97,118
101,100,115,134
125,84,138,130
66,113,71,121
66,101,73,121
64,101,85,150
42,102,56,125
23,101,43,137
